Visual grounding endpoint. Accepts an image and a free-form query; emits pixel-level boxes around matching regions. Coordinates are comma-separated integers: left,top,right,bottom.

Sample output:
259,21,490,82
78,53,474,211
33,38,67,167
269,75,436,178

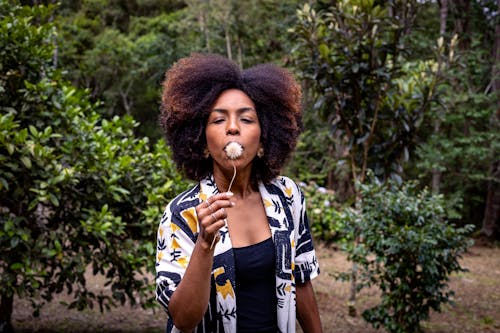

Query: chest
226,194,271,248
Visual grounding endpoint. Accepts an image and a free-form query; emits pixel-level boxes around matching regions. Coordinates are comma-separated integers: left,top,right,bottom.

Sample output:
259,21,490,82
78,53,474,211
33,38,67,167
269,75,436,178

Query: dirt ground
12,241,500,333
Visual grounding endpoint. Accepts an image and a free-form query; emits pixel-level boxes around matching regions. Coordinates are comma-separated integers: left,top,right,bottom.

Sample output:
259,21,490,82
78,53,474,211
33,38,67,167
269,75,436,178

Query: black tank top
233,237,278,333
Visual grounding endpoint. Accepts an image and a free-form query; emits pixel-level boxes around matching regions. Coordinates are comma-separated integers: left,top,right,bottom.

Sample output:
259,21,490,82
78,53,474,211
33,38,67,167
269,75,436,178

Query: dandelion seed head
225,142,243,160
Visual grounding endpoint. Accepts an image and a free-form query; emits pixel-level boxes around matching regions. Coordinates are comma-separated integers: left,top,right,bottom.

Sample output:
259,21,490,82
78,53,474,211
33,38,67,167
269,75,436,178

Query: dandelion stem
210,162,237,250
228,162,237,193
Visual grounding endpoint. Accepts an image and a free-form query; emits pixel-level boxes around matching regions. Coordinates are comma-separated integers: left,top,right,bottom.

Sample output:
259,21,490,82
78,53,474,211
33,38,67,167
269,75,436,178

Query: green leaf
28,125,39,137
10,263,24,270
6,143,15,155
318,43,330,59
20,156,32,169
48,193,59,206
0,177,9,191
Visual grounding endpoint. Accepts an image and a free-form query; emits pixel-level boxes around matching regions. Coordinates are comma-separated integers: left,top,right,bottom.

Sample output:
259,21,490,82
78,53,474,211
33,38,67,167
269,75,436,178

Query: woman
156,53,322,333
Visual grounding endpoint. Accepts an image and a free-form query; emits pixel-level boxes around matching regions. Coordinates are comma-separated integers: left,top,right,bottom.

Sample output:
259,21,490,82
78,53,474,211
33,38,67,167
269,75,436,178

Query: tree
411,0,499,230
184,0,302,67
0,3,187,331
54,0,303,140
481,0,500,238
340,174,473,333
55,0,194,139
288,0,454,316
289,0,443,193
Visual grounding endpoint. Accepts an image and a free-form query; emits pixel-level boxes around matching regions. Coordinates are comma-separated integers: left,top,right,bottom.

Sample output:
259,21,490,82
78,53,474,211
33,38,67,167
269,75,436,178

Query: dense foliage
290,1,449,194
287,0,494,325
412,21,500,225
0,2,188,331
55,0,302,139
49,0,499,233
339,175,474,333
1,0,498,331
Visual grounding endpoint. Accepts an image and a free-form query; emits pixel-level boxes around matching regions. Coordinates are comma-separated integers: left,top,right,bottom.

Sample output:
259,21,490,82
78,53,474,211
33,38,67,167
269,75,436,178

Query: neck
212,163,256,198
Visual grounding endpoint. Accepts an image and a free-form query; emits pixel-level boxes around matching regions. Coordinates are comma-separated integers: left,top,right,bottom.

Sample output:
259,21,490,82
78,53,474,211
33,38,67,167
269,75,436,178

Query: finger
200,215,225,248
202,220,225,238
196,192,234,215
204,194,234,213
202,207,227,227
207,192,234,206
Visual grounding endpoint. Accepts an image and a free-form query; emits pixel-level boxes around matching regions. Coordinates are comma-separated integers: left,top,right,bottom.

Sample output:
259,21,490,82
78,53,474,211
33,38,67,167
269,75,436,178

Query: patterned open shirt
155,174,320,333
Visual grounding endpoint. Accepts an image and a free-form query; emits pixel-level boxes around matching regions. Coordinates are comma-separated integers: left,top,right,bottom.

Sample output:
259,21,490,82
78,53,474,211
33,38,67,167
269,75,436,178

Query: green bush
340,176,474,333
0,2,189,329
299,181,346,242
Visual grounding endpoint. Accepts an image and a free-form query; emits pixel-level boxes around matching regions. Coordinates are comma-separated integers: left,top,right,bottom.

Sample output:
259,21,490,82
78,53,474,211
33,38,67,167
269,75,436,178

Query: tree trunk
348,245,358,317
236,35,243,68
482,162,500,238
481,0,500,239
432,0,448,193
451,0,471,50
201,4,211,52
439,0,448,36
431,120,442,193
348,190,366,317
0,295,14,333
120,81,134,115
224,25,232,60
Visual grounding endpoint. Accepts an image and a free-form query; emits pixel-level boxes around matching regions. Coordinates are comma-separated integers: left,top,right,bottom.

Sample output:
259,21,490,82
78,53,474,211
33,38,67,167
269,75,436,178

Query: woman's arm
167,238,215,332
296,280,323,333
167,192,233,332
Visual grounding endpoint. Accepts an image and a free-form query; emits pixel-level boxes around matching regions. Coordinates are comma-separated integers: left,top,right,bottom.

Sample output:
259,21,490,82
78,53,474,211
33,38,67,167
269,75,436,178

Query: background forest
1,0,499,332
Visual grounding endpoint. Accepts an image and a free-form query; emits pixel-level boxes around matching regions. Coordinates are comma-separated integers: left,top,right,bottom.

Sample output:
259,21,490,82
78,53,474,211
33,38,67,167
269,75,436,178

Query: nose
226,117,240,135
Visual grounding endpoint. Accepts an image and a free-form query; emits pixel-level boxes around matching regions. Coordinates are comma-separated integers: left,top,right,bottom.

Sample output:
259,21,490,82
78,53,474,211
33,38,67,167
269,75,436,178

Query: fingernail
226,191,234,196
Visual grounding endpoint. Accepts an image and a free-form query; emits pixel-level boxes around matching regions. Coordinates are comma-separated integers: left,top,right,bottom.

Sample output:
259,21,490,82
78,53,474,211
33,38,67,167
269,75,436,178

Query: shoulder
162,182,200,219
160,182,201,242
268,176,303,196
262,176,305,209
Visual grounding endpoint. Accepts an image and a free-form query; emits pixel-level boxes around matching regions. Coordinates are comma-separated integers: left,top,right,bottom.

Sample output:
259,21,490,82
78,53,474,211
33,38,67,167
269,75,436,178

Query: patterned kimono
155,174,320,333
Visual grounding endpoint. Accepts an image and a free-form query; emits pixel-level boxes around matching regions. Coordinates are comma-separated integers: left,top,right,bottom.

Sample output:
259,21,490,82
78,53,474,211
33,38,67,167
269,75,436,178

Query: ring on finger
207,204,214,213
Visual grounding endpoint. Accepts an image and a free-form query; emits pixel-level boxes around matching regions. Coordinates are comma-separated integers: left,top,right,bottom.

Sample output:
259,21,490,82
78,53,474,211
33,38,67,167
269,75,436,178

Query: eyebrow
211,107,256,114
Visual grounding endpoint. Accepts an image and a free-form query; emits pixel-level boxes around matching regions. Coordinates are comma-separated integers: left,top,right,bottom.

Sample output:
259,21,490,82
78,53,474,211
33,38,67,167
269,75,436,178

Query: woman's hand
196,192,234,249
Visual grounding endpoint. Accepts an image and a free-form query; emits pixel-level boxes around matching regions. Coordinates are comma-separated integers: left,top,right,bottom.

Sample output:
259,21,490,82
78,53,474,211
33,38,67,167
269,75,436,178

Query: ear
203,147,210,159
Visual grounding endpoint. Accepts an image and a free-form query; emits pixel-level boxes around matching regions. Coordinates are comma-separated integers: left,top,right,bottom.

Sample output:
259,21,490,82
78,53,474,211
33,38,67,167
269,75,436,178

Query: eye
210,118,225,124
241,117,256,124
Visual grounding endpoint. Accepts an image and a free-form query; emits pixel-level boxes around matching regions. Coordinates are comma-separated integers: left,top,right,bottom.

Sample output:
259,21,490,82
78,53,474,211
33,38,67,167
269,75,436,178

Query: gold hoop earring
257,147,264,158
203,148,210,159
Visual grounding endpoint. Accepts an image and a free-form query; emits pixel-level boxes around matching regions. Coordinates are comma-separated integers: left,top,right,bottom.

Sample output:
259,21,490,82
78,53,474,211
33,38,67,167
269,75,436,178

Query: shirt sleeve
290,179,320,283
155,202,196,314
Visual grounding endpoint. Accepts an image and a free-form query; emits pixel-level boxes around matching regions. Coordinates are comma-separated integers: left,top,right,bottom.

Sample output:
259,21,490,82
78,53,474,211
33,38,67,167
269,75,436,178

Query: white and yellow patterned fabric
155,174,320,333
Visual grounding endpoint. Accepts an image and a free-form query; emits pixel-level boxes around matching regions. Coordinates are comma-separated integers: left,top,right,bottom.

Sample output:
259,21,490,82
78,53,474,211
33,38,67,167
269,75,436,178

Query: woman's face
206,89,261,173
